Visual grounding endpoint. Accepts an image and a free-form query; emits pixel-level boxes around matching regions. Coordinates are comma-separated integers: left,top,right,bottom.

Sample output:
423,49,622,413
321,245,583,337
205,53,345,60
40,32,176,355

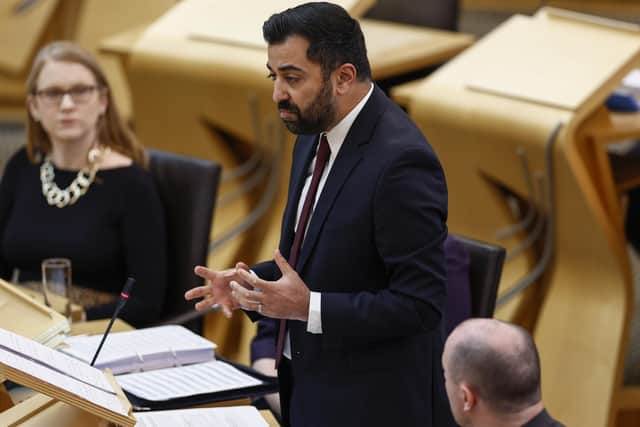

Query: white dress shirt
283,83,374,359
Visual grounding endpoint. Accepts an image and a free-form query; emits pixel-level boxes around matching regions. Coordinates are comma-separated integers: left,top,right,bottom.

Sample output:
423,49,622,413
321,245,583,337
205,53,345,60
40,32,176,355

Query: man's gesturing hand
184,262,250,318
230,250,310,321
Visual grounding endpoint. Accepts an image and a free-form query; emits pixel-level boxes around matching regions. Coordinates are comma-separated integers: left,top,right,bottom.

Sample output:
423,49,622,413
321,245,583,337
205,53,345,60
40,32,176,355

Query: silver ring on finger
258,303,263,314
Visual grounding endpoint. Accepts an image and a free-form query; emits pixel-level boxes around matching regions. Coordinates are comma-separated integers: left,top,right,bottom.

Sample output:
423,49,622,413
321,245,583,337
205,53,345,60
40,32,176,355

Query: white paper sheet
117,360,262,401
0,348,127,416
0,328,114,393
134,406,268,427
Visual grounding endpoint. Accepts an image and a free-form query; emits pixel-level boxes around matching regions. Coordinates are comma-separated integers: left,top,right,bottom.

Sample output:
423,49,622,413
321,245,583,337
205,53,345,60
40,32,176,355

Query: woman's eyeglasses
35,85,99,107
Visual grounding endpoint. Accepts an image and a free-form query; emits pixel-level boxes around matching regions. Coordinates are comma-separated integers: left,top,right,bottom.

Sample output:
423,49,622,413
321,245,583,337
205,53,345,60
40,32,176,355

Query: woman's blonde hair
25,41,146,166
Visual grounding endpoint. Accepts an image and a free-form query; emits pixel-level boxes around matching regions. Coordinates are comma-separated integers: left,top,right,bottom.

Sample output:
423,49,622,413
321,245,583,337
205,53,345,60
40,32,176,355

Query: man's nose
272,81,289,104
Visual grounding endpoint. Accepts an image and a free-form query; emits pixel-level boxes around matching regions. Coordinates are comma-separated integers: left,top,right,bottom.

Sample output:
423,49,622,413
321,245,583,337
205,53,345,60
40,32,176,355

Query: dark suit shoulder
364,86,438,157
366,112,444,184
522,409,566,427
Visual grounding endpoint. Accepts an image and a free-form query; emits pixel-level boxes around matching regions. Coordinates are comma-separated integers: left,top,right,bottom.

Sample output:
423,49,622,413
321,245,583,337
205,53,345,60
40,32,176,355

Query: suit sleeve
321,146,448,340
250,317,278,362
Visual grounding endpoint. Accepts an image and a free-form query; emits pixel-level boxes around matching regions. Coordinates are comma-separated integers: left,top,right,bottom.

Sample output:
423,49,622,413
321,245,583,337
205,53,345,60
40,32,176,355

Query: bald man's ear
333,63,357,95
461,384,476,412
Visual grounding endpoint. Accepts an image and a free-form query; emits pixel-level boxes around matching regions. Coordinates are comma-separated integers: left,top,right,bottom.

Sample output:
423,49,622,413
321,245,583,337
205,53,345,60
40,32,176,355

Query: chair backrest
0,123,25,178
365,0,460,31
453,234,505,318
148,149,221,333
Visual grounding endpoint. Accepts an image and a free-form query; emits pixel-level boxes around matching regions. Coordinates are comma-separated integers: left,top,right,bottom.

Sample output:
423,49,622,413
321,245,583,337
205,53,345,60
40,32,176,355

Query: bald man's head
443,319,541,418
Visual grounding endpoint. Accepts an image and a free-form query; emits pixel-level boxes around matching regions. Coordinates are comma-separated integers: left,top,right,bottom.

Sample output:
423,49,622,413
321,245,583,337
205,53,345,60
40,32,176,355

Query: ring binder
123,357,278,412
135,352,145,371
168,347,179,367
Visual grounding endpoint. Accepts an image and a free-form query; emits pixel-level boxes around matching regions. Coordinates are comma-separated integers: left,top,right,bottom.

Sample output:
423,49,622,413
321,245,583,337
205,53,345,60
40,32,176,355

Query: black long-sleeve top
0,148,167,327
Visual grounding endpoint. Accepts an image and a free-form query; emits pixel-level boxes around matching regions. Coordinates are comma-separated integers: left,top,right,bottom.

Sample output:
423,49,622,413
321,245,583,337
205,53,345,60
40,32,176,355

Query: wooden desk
1,318,133,406
363,19,473,80
70,318,133,335
5,282,84,324
0,394,279,426
0,0,174,122
0,384,12,412
579,108,640,214
390,79,422,107
1,318,279,426
0,280,71,348
406,7,640,427
262,409,279,427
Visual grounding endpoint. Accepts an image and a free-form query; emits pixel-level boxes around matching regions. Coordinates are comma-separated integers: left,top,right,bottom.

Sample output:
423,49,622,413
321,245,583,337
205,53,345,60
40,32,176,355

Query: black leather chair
148,149,221,333
453,235,506,318
365,0,461,93
365,0,459,31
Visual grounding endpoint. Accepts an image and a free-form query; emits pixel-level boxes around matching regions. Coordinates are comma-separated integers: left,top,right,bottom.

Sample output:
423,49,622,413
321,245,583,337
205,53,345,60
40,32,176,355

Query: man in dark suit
185,3,453,426
443,319,566,427
249,234,472,419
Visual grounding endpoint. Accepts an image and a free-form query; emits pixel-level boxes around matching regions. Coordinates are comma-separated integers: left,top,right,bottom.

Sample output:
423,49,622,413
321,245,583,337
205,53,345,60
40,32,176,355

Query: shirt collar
323,82,374,154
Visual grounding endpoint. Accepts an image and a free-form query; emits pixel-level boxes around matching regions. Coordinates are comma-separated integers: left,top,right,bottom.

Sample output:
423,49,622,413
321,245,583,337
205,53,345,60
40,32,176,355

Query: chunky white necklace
40,146,110,208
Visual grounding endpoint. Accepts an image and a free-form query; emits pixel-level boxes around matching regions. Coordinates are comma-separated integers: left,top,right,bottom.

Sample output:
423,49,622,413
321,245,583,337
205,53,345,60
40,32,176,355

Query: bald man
442,319,565,427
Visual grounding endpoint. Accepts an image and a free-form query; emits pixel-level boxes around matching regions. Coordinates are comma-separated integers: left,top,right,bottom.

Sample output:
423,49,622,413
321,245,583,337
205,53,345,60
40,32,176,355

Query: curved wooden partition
408,8,640,427
0,0,174,122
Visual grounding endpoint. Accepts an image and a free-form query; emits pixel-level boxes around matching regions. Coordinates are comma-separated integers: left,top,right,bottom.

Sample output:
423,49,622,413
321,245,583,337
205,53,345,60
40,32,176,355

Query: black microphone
90,277,135,367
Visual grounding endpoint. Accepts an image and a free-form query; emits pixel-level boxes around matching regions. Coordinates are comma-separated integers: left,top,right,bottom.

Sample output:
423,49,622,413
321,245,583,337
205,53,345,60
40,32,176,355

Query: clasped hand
184,249,310,321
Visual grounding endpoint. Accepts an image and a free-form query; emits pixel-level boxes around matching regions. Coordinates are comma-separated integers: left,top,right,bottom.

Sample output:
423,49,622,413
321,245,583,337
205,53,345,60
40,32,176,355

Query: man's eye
285,76,299,83
266,73,276,81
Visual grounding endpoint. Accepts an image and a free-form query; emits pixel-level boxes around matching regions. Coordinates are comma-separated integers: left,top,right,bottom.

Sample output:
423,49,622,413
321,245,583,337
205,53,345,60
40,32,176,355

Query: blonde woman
0,41,167,327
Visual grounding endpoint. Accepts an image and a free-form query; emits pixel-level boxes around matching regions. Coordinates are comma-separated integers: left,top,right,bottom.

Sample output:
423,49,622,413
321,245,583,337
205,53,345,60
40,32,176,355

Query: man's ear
333,63,357,95
460,384,477,412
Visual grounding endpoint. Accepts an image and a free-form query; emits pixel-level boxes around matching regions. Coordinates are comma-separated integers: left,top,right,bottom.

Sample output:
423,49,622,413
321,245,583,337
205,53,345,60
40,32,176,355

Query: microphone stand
90,277,135,367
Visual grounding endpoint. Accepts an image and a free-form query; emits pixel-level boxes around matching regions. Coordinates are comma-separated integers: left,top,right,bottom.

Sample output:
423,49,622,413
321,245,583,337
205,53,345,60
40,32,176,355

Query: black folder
125,357,278,412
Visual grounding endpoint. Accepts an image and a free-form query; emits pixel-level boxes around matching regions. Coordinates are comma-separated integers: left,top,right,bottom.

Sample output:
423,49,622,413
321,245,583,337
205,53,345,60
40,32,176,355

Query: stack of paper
135,406,268,427
61,325,216,374
117,359,262,401
61,325,266,404
0,327,135,426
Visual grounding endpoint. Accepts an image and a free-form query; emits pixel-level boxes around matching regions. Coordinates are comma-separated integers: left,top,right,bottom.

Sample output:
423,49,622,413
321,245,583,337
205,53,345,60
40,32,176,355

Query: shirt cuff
306,291,322,334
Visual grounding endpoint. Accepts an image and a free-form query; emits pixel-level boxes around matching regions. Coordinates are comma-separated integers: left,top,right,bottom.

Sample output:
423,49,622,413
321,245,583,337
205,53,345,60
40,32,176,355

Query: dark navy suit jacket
251,85,454,427
252,234,472,359
522,409,566,427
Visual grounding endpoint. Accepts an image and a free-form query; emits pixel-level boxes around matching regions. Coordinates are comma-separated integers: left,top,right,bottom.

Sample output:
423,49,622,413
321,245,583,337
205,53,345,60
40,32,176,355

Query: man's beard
277,79,336,135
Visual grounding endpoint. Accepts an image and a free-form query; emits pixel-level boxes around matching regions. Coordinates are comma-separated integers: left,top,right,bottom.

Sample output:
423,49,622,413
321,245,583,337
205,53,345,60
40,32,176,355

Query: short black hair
263,2,371,81
449,321,542,414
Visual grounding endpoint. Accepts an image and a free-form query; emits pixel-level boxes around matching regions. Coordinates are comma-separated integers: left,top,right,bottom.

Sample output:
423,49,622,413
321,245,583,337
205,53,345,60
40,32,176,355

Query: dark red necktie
276,134,331,367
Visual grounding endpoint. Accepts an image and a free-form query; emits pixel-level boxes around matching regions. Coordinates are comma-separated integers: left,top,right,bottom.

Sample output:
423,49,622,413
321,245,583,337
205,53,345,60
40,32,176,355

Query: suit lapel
295,85,387,272
280,135,318,259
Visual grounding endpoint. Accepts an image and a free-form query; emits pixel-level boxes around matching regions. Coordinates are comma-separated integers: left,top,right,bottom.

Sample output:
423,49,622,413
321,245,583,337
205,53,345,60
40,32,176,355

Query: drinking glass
41,258,73,321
